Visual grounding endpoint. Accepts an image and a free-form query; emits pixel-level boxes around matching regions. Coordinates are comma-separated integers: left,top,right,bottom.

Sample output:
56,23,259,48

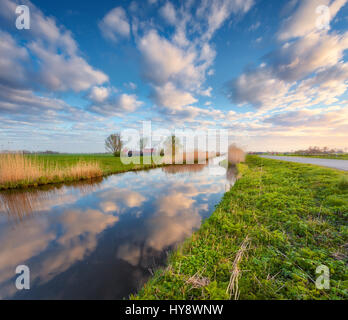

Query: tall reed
0,153,102,187
228,145,246,165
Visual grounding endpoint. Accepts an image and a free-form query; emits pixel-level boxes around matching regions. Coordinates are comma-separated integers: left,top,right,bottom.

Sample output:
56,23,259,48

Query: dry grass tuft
185,267,210,289
228,144,245,165
0,153,102,186
0,153,42,184
226,235,250,300
186,274,210,289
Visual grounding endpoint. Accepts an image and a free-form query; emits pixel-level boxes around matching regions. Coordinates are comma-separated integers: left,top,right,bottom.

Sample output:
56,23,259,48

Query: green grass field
32,154,159,174
134,156,348,300
0,154,164,190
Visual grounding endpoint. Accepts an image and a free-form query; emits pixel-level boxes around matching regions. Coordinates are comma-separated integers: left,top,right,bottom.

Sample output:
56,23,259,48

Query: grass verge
133,155,348,300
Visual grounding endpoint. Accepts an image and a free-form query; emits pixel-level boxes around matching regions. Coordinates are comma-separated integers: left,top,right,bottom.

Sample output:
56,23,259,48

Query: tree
139,137,149,156
105,133,123,157
164,135,181,159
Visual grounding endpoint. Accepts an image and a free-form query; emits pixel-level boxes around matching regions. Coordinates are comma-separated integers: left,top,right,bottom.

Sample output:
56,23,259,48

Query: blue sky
0,0,347,152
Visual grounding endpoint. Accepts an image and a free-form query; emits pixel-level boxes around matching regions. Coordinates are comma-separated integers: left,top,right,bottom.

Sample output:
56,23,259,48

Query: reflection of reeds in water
0,189,55,222
182,151,217,164
162,164,206,174
69,177,103,195
163,151,219,164
0,153,102,187
226,166,238,184
0,178,103,222
225,166,238,191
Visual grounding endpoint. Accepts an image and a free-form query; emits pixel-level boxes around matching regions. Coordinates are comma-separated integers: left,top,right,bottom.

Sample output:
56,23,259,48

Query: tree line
105,133,180,158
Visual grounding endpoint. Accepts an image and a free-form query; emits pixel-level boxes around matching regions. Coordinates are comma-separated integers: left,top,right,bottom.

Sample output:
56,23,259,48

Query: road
259,155,348,171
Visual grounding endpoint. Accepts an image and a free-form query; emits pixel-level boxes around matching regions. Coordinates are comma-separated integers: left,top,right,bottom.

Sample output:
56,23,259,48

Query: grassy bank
134,156,348,300
0,153,164,190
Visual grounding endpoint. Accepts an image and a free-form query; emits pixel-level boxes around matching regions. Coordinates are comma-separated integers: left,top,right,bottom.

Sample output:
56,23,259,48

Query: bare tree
139,137,149,156
105,133,123,157
164,135,181,159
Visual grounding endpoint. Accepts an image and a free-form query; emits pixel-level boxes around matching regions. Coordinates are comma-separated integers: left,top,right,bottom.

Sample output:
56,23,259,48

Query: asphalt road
259,155,348,171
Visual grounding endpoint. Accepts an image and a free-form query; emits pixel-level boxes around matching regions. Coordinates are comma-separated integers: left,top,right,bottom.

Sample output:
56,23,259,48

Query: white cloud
199,86,213,97
124,82,137,90
278,0,348,40
89,93,143,116
227,1,348,112
0,30,29,89
160,1,177,25
99,7,131,42
29,41,108,92
88,86,110,103
228,68,290,108
0,0,76,54
0,84,67,114
222,0,348,146
137,29,205,114
249,21,260,31
136,30,212,115
197,0,254,40
0,0,112,143
0,0,108,92
114,94,143,112
228,32,348,110
264,107,348,128
138,30,199,87
132,0,253,117
153,82,197,109
268,31,348,82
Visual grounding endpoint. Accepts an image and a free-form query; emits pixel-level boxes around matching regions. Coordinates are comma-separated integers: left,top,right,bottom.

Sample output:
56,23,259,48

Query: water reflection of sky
0,162,236,299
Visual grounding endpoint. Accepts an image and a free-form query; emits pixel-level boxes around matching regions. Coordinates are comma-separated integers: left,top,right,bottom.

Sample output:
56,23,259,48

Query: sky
0,0,347,152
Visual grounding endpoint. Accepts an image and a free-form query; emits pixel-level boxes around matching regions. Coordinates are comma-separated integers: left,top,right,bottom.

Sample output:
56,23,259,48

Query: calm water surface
0,160,236,299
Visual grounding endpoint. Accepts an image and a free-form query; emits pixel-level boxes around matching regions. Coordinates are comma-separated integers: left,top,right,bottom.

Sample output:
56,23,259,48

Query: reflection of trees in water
162,163,206,174
0,177,103,223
